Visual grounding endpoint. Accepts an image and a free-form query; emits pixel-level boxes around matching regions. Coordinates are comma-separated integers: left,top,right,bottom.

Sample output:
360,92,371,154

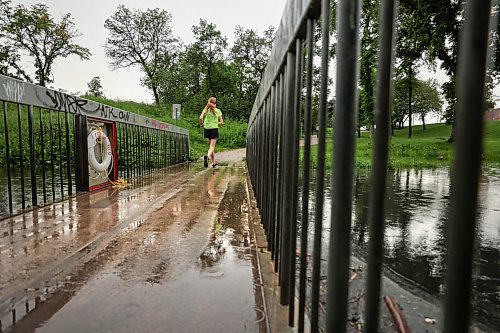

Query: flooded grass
306,122,500,169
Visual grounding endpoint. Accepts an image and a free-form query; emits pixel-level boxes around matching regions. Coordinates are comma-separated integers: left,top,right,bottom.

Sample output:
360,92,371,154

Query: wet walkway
0,150,267,333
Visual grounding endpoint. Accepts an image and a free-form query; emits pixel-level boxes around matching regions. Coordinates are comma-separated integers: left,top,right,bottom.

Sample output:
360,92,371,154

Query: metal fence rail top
248,0,320,127
0,74,189,135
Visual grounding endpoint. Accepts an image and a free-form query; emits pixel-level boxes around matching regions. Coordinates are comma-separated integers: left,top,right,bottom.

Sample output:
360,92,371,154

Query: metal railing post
326,0,361,331
289,38,304,325
2,101,13,214
280,51,297,306
298,17,314,333
29,104,38,207
311,1,331,330
364,1,398,331
444,1,492,332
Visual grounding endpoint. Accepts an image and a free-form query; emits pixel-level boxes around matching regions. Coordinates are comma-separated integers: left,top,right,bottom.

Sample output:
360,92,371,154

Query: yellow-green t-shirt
203,108,222,129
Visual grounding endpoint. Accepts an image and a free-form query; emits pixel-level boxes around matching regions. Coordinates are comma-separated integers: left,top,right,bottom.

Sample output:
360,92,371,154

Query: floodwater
0,161,264,333
0,167,76,218
301,167,499,331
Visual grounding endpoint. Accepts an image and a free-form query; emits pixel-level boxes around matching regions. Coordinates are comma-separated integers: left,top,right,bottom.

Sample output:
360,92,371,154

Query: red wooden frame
88,119,118,191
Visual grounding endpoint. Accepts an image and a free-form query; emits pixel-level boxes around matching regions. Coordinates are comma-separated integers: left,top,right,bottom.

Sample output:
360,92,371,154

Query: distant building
484,108,500,121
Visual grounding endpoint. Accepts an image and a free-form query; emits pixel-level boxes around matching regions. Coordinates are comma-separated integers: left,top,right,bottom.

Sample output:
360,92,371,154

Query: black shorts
204,128,219,139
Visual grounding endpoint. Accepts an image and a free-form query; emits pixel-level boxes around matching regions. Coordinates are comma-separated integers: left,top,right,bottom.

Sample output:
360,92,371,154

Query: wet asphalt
0,151,265,333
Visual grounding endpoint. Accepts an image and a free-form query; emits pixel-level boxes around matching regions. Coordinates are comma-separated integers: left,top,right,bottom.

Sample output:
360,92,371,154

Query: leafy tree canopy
2,1,90,86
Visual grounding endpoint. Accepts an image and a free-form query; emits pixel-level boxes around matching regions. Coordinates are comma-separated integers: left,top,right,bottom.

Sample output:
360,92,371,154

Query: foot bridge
0,0,497,332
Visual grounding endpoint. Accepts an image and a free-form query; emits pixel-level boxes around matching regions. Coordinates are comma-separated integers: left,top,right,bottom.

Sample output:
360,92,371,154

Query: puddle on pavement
1,165,264,333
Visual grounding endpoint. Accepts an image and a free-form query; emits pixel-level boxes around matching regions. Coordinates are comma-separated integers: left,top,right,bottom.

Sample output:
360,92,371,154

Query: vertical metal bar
274,72,285,271
117,124,122,178
169,132,173,166
364,1,397,331
174,133,177,165
299,18,314,333
125,125,129,179
289,38,303,325
444,1,491,332
39,108,47,203
267,93,273,240
17,104,26,209
2,101,13,214
270,79,279,255
57,111,64,197
186,134,190,161
178,133,181,163
138,126,143,175
49,110,56,202
157,130,160,168
178,133,181,164
268,85,276,247
64,112,72,196
134,126,137,177
310,1,331,330
272,76,278,266
262,109,266,211
280,51,296,306
28,105,37,207
155,130,161,169
163,131,167,168
75,115,89,192
326,0,361,332
146,127,150,172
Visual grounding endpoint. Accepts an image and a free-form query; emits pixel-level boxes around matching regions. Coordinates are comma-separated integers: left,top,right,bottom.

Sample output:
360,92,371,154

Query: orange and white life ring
87,129,112,172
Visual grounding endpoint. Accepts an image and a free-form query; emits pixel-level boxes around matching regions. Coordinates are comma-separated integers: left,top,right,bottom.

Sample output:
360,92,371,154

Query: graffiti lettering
96,103,115,118
95,103,130,122
117,110,130,121
3,80,25,103
45,90,88,113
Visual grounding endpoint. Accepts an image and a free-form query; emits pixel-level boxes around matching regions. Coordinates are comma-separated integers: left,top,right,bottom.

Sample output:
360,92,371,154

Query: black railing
246,0,492,332
0,75,189,219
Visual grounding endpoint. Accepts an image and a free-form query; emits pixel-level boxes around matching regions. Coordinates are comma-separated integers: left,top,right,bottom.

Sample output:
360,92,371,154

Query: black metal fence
0,75,189,219
246,0,492,332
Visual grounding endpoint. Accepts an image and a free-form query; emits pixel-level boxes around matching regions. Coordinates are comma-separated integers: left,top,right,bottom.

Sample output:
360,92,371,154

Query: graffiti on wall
0,75,187,134
45,90,89,113
2,80,25,103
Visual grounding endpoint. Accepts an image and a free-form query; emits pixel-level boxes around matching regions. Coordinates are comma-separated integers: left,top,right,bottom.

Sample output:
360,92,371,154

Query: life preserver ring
87,129,112,172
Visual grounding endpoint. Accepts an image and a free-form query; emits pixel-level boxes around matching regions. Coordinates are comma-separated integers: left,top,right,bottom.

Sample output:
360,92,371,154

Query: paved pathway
0,150,268,333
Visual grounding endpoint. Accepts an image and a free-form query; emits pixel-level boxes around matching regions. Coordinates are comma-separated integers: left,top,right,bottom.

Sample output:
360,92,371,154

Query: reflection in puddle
301,168,500,330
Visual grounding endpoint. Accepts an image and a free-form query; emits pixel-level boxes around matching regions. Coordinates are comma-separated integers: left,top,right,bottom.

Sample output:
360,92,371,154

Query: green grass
308,122,500,169
86,97,247,160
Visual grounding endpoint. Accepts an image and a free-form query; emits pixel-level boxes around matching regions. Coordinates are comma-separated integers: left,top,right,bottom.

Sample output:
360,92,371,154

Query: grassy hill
87,97,248,160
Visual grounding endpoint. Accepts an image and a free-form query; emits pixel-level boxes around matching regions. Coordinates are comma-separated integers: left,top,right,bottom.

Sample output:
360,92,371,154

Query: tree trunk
357,126,361,138
447,123,456,143
408,64,413,138
152,86,160,105
422,115,426,130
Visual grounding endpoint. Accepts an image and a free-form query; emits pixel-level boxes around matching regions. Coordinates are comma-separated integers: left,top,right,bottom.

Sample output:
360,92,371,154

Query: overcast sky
11,0,287,103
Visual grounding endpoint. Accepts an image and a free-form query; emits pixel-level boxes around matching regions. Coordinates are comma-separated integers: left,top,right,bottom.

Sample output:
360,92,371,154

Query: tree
413,79,443,130
423,0,462,142
87,76,104,97
231,26,274,90
2,3,90,86
104,5,179,105
358,0,379,138
0,0,31,81
230,25,274,118
392,76,443,133
396,0,434,139
189,19,228,97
